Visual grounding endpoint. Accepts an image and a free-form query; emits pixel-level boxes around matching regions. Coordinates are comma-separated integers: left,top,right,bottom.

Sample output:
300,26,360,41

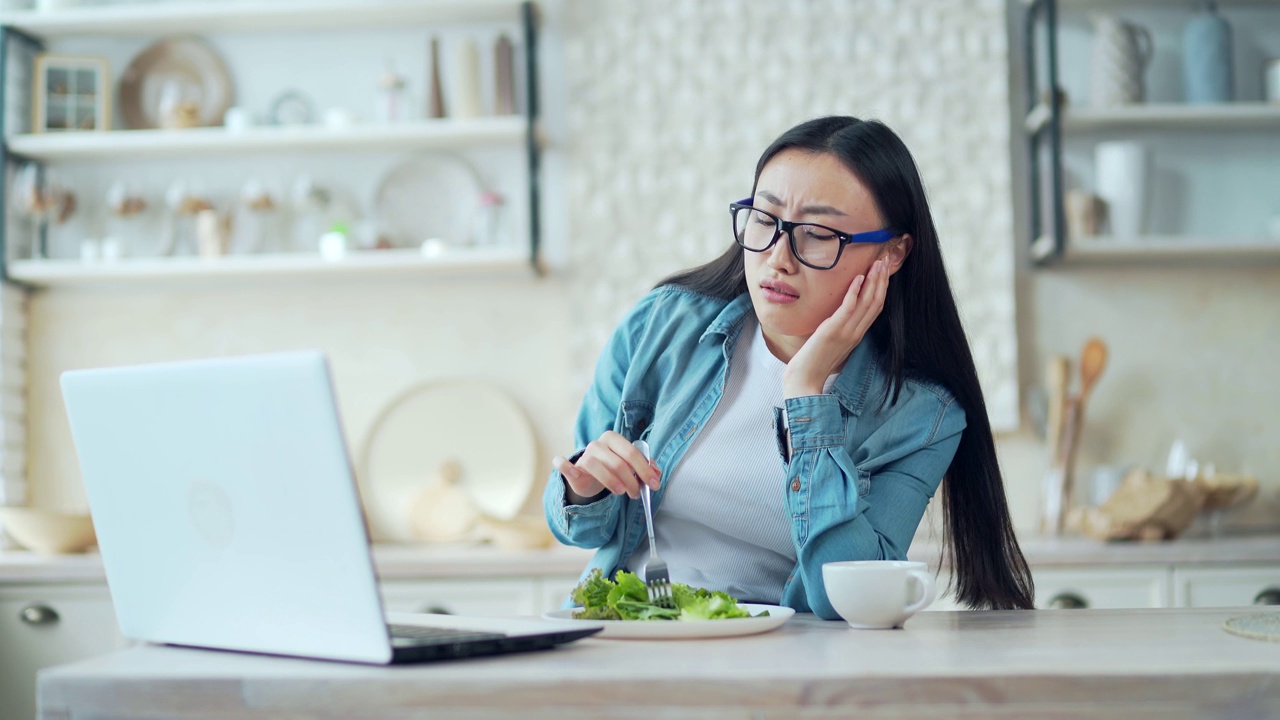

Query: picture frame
33,54,111,133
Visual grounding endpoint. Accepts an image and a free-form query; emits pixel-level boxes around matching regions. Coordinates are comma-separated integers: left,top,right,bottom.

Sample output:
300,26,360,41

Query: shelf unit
1021,0,1280,266
5,117,529,161
1031,235,1280,264
0,0,523,36
0,0,543,282
5,246,530,287
1025,102,1280,133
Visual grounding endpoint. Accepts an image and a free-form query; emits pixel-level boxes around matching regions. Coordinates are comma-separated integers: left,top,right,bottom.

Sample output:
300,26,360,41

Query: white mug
822,560,935,629
1265,58,1280,104
1094,141,1150,238
223,106,253,133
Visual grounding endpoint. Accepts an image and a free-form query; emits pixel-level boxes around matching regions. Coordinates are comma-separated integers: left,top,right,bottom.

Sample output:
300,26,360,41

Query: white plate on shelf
541,604,794,640
357,379,537,542
373,153,484,249
119,37,234,130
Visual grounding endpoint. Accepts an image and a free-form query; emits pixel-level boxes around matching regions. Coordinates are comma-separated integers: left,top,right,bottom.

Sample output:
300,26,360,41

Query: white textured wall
561,0,1019,429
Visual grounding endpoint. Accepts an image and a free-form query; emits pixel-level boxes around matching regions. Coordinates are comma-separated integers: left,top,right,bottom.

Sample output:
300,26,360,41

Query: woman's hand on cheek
781,257,891,398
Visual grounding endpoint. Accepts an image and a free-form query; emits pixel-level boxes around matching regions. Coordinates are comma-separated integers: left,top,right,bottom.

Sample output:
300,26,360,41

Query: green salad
571,569,767,621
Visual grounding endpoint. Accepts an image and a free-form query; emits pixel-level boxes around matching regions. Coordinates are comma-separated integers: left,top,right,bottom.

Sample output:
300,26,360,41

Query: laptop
60,350,601,664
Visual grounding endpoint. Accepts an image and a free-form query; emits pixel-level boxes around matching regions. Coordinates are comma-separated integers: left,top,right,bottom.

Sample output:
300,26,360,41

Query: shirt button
791,478,801,492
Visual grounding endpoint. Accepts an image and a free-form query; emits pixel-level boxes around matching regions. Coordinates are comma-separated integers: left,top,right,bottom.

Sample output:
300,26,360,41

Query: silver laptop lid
61,351,393,664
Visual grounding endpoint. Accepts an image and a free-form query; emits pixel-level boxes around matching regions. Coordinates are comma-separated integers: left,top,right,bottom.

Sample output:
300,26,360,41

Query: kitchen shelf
5,117,530,161
1031,235,1280,264
0,0,522,39
1021,0,1280,265
1023,0,1280,6
1025,102,1280,134
5,246,531,287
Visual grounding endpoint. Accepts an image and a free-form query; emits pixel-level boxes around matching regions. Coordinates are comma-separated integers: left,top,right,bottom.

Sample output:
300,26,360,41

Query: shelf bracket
0,25,45,287
522,0,543,277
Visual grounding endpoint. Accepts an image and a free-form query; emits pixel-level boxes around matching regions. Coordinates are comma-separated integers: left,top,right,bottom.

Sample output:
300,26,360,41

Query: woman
544,116,1033,618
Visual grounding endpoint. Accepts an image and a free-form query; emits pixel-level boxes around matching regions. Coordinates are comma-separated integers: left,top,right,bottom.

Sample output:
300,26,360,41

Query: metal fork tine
634,440,676,610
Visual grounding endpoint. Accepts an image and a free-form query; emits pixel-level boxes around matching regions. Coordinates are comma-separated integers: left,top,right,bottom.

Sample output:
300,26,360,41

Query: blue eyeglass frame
729,197,899,266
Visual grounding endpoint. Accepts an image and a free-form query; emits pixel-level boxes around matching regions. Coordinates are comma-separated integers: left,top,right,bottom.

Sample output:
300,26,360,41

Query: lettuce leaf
570,569,757,622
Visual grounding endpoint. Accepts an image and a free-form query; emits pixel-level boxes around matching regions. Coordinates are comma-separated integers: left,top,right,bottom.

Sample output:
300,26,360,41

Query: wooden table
38,607,1280,719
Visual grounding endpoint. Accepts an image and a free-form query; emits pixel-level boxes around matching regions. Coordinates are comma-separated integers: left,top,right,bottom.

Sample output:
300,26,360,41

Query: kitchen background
5,0,1280,541
3,1,1278,717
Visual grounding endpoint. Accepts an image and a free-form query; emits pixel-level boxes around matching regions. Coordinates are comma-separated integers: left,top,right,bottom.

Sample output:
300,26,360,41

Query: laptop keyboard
388,624,506,645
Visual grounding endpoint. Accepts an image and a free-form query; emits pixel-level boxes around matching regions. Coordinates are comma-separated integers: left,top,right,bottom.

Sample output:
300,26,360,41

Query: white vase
1094,141,1150,238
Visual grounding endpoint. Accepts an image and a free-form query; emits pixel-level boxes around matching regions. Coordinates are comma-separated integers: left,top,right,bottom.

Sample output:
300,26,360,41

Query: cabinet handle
418,605,452,615
1254,588,1280,606
19,604,60,626
1047,592,1088,609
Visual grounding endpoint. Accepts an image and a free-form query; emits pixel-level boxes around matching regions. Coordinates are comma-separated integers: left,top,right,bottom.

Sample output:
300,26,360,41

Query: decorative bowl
0,507,97,554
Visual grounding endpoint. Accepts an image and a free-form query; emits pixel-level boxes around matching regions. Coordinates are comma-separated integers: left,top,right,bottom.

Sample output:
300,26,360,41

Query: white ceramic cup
822,560,936,629
1265,58,1280,104
1094,141,1150,238
223,106,253,133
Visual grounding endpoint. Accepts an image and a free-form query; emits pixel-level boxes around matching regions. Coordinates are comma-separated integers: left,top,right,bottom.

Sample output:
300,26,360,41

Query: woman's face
744,149,893,353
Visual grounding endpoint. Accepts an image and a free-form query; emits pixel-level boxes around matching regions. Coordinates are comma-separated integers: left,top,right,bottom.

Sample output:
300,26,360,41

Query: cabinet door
1033,567,1171,609
1173,566,1280,608
0,583,126,720
379,579,538,616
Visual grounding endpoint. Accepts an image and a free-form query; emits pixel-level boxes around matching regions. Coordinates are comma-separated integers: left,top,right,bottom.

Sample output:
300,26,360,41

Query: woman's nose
766,231,798,272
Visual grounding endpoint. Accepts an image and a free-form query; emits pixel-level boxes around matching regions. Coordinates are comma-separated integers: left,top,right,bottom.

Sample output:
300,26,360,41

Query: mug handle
903,569,937,615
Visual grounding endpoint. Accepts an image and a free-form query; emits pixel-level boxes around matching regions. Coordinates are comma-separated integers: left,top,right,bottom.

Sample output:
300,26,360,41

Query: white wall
27,277,579,514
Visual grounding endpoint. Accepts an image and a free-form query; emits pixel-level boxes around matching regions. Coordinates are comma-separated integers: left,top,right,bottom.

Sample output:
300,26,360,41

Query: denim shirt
543,285,966,619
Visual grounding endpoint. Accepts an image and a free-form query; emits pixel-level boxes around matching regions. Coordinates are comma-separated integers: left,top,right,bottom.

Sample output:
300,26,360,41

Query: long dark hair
661,116,1034,610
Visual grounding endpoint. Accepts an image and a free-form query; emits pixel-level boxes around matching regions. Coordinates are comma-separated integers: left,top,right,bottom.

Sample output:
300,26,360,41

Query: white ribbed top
626,317,799,603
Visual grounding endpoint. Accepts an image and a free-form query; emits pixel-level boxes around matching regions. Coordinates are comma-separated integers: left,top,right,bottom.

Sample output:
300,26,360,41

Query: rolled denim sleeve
542,291,659,549
780,389,966,619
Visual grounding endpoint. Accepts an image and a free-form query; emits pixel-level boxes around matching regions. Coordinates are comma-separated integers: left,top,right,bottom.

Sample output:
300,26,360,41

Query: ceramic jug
1090,14,1154,108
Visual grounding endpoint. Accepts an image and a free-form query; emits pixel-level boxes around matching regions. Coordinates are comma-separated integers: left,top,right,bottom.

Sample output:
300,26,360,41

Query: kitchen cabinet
1174,566,1280,607
1020,0,1280,266
927,562,1280,611
0,571,581,720
379,578,538,616
0,582,126,720
0,0,545,285
1033,566,1172,609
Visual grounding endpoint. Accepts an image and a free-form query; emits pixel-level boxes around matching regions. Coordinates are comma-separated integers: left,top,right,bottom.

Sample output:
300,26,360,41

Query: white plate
358,379,537,542
119,37,234,130
374,153,483,249
541,604,794,640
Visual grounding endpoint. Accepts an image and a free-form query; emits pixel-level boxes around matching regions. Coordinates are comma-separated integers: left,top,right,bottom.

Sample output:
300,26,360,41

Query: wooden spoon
1054,337,1108,532
1078,338,1108,407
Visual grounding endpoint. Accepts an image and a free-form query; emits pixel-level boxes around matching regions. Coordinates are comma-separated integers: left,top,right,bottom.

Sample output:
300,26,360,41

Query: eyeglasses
729,197,898,270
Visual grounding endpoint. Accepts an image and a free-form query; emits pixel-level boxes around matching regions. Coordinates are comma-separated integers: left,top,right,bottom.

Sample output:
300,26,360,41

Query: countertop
36,607,1280,719
0,543,595,584
2,534,1277,584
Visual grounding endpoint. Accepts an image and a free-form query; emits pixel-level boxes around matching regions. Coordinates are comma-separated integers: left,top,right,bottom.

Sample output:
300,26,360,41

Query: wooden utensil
1041,339,1108,535
1058,339,1108,530
1039,355,1071,535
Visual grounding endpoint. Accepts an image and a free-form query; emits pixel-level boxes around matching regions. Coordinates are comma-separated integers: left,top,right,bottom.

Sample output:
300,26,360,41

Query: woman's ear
884,235,913,275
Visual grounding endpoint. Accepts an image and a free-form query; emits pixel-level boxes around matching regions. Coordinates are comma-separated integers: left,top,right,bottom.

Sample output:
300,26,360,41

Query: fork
634,440,675,609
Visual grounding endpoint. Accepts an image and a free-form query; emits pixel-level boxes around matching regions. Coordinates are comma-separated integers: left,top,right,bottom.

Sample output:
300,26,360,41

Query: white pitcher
1090,14,1154,108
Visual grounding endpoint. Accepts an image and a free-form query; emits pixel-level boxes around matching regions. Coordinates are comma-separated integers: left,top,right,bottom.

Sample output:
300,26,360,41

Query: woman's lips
761,280,799,304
